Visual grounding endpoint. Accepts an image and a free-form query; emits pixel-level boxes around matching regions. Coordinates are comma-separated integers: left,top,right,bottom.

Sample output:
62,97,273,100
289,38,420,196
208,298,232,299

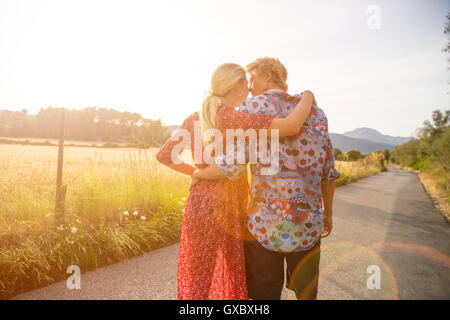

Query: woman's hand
302,90,317,105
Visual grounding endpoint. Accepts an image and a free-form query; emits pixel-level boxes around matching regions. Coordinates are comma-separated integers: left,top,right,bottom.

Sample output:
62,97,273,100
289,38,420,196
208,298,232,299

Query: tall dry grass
335,153,387,186
0,145,190,299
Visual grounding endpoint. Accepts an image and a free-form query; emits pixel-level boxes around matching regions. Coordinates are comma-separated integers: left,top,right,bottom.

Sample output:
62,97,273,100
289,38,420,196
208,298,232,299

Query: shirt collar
264,89,285,95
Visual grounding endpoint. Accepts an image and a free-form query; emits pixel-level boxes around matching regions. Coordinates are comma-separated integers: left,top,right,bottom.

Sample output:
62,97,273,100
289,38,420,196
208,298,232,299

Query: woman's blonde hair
201,63,246,143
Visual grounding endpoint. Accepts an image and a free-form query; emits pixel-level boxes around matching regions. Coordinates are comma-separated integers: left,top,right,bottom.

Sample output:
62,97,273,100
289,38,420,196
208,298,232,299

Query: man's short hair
246,57,288,91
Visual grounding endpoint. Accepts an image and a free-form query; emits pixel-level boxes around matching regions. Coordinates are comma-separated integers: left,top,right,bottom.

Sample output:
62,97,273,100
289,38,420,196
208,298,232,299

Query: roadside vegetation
333,148,388,187
0,146,188,299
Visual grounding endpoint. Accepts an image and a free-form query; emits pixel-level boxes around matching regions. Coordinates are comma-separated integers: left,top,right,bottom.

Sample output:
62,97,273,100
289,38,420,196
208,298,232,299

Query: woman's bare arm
268,91,314,137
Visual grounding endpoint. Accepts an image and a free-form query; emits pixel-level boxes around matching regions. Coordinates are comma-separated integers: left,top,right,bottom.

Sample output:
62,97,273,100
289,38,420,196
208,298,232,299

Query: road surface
13,168,450,300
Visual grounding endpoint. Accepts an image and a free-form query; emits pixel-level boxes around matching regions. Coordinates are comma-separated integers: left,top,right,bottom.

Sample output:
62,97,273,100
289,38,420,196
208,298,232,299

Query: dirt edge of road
418,172,450,224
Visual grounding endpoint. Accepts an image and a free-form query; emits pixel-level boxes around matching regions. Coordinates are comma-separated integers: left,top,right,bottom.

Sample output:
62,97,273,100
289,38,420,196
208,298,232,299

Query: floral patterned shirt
215,89,340,253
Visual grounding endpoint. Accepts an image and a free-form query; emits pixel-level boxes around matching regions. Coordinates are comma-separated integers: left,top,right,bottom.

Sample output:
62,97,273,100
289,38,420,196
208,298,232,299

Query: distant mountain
342,127,413,146
329,133,395,154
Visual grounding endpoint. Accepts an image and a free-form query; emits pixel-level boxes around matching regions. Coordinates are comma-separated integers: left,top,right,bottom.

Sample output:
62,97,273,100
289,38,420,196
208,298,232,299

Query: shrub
334,148,343,158
345,149,363,161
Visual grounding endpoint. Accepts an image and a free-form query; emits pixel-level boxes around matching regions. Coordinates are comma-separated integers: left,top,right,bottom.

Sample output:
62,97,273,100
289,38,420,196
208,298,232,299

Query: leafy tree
382,149,390,161
390,140,419,167
345,149,363,161
418,110,450,160
420,110,450,138
333,148,343,158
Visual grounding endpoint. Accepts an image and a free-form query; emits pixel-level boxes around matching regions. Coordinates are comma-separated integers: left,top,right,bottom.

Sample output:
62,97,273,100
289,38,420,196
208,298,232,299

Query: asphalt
13,168,450,300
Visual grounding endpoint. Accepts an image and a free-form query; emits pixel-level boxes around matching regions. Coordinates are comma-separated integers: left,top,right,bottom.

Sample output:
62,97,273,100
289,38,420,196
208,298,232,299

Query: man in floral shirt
192,58,340,300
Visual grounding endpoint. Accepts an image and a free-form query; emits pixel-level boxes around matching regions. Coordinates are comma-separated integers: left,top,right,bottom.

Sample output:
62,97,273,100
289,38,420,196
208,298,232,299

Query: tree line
0,107,171,147
333,148,390,162
390,110,449,169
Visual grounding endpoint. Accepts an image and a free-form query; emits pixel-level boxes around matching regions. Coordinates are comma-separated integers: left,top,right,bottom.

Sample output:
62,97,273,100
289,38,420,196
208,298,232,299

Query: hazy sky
1,0,449,137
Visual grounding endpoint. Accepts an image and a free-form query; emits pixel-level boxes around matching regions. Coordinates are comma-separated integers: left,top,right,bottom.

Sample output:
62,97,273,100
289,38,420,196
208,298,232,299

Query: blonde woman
156,63,314,300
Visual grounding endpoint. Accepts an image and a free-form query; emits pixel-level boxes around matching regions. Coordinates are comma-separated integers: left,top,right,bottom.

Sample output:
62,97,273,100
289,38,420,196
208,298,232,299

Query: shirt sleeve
321,136,341,184
155,114,196,176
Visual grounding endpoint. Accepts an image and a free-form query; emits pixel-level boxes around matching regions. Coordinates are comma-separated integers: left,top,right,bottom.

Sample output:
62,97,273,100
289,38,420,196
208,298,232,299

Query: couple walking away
156,57,340,300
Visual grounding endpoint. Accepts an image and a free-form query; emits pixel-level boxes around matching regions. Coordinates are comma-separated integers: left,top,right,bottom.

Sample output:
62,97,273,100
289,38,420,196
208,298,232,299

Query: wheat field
0,144,191,298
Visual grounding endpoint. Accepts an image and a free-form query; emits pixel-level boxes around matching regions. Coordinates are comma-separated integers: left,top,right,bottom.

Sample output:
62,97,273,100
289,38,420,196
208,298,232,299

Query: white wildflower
181,197,186,201
71,227,78,234
141,216,146,221
133,211,139,216
123,211,129,216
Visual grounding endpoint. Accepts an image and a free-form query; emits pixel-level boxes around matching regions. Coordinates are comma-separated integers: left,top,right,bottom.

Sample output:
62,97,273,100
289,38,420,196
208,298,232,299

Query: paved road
13,168,450,300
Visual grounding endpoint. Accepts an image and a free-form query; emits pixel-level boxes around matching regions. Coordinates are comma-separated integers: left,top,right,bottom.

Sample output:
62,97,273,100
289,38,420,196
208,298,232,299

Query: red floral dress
156,105,274,300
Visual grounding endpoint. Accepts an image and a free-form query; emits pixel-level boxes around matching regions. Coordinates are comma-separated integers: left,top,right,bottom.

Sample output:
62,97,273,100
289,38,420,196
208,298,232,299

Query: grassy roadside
0,145,386,299
419,172,450,223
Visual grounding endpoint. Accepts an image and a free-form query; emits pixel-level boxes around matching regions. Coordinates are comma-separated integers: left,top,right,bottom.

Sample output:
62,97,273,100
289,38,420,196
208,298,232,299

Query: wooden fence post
55,109,67,224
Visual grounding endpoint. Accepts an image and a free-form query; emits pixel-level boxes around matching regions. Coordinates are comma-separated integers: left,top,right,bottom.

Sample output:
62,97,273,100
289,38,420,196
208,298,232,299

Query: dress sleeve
321,136,340,184
155,114,196,176
217,105,275,131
